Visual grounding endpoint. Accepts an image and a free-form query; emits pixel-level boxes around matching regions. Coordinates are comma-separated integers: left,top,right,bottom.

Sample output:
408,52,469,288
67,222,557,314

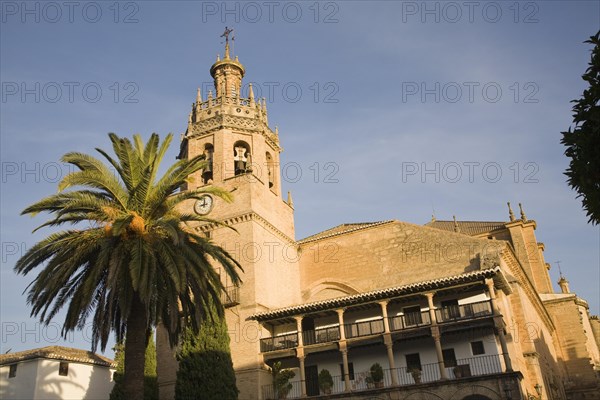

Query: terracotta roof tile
425,220,507,236
0,346,116,367
250,267,507,321
297,221,395,244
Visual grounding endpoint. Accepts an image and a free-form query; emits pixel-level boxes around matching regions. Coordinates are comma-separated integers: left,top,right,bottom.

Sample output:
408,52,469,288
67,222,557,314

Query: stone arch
362,397,388,400
233,140,251,175
303,280,361,302
404,391,444,400
449,384,501,400
265,151,275,189
202,143,214,184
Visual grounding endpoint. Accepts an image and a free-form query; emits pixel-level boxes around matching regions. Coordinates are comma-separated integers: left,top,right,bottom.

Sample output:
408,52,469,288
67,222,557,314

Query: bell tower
157,30,301,400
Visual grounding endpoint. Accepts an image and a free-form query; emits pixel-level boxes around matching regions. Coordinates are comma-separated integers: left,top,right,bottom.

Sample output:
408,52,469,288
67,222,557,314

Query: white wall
0,359,38,399
0,359,115,400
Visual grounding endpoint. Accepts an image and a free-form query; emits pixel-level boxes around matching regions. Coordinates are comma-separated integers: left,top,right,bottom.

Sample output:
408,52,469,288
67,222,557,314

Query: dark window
8,364,17,378
339,362,355,380
305,365,319,396
59,362,69,376
404,306,423,326
442,299,460,319
443,348,457,367
405,353,421,371
471,341,485,355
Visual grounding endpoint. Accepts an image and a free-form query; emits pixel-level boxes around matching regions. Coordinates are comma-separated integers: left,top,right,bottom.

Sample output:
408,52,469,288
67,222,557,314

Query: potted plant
318,369,334,394
408,367,422,384
271,361,296,399
366,362,384,388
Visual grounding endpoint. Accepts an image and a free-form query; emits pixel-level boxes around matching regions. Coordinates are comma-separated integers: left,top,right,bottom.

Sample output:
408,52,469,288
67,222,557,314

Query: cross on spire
221,26,234,43
220,27,235,59
555,261,564,278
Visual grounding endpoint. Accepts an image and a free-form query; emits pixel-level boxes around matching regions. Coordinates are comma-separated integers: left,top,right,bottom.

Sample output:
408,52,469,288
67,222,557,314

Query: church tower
157,31,301,400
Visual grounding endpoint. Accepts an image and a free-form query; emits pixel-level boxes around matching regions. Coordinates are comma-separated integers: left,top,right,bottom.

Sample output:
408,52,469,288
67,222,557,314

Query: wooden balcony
258,301,494,354
261,354,506,399
344,319,385,339
434,300,492,323
388,311,432,331
260,332,299,352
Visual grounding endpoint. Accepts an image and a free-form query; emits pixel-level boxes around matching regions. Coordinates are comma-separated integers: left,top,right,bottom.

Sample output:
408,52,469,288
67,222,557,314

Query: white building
0,346,116,400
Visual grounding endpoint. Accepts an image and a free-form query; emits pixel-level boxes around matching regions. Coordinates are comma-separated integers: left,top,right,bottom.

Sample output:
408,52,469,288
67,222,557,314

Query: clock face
194,194,214,215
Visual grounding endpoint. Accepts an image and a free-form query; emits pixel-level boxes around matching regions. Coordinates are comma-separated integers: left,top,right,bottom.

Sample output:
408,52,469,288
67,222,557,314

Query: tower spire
211,27,245,98
196,87,202,103
519,203,527,222
556,261,570,293
507,202,516,222
248,83,255,106
453,215,460,233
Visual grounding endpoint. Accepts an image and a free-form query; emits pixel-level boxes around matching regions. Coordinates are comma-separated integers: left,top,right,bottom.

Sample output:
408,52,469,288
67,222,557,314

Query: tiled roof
0,346,116,367
297,221,395,244
250,267,507,321
425,220,507,236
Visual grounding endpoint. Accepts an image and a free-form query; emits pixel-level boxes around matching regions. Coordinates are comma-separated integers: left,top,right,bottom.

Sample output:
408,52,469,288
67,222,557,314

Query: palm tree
15,133,242,400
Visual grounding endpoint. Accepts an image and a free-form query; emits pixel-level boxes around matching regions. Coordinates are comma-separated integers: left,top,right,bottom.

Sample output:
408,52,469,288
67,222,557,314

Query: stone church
156,37,600,400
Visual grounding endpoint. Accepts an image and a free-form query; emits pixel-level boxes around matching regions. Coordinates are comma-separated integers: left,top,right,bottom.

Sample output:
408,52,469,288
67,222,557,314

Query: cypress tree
175,309,238,400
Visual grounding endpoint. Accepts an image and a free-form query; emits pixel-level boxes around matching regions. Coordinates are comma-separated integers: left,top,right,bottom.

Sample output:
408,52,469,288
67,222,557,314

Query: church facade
156,39,600,400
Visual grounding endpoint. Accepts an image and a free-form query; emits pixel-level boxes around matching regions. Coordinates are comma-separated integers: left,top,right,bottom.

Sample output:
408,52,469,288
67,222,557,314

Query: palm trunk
124,294,148,400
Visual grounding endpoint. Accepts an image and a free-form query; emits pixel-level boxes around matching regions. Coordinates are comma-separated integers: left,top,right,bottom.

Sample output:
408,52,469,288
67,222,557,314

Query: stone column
425,292,436,324
431,325,448,380
295,316,304,347
380,301,390,333
340,344,351,392
337,309,346,341
486,279,513,372
384,334,398,385
298,352,307,398
425,292,447,380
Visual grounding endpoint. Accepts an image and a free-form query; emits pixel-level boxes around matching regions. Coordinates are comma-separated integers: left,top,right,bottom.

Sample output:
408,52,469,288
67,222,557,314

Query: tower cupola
210,27,245,97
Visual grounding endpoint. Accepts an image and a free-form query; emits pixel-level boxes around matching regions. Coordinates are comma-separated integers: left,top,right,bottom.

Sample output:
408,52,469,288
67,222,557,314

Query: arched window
202,144,214,184
233,141,251,176
266,152,274,188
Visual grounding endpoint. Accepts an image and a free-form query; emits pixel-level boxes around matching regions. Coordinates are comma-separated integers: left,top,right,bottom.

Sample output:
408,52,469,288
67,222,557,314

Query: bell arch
233,141,251,176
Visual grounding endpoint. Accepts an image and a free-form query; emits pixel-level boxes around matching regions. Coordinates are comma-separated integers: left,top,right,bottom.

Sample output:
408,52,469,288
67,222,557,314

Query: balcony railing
221,286,239,307
446,354,503,378
388,311,432,331
303,326,341,346
344,319,385,339
258,301,494,354
262,379,303,400
260,332,299,352
435,300,493,323
260,354,505,399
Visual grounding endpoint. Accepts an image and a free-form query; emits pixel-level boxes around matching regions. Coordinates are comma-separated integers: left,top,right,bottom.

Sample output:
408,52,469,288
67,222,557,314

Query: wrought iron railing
344,319,385,339
221,286,239,307
388,311,432,331
435,300,493,323
302,326,341,345
259,354,506,399
446,354,503,378
262,379,303,400
259,332,298,352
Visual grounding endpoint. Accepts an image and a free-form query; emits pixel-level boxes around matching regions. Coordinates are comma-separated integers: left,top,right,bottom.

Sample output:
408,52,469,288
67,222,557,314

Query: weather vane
221,26,234,43
555,261,564,278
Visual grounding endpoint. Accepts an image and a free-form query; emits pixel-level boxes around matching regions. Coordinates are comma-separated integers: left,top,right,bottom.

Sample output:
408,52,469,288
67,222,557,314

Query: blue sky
1,1,599,357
